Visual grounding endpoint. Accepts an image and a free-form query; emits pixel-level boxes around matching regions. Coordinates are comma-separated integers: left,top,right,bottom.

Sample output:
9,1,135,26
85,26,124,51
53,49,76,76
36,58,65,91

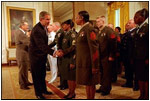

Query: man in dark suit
15,21,33,90
29,11,62,99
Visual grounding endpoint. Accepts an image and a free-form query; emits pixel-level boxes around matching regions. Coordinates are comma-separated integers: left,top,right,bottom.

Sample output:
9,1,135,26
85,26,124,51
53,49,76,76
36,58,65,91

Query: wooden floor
2,65,140,99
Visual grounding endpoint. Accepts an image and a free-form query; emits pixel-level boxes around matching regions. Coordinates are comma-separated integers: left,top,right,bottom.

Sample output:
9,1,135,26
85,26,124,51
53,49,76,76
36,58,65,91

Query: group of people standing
109,8,149,100
15,8,148,99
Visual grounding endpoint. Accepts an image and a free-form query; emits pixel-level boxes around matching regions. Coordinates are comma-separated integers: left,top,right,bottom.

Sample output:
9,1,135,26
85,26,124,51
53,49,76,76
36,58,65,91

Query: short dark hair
78,11,89,22
115,26,121,32
63,19,74,28
136,8,149,19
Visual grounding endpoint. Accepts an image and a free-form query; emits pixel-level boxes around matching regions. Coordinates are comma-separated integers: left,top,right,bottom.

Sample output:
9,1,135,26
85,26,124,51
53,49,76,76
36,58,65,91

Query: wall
2,2,53,63
74,2,108,32
129,2,148,19
54,9,73,23
84,2,108,22
59,9,73,23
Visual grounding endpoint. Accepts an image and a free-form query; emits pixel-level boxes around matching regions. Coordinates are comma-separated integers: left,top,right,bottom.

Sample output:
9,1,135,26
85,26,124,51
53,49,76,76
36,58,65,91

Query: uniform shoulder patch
92,50,98,62
117,36,121,42
110,33,116,39
90,31,96,40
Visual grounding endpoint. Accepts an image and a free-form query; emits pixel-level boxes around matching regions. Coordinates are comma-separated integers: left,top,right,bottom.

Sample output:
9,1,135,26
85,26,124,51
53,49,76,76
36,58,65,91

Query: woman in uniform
75,11,100,99
59,19,77,99
133,8,149,99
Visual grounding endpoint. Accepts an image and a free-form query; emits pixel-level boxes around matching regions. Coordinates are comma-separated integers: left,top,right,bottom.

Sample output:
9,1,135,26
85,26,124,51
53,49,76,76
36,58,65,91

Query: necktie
45,27,48,35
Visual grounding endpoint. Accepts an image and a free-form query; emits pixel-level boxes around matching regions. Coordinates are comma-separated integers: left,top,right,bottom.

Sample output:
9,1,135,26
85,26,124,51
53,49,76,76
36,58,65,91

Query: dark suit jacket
29,22,54,64
15,29,30,62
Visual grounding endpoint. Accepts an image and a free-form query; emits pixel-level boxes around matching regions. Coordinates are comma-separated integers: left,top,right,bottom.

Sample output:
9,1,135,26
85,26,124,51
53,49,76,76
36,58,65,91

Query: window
115,9,120,27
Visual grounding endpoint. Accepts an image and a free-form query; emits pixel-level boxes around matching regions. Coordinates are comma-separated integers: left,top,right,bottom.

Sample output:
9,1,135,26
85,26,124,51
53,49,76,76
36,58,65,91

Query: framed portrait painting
7,6,36,48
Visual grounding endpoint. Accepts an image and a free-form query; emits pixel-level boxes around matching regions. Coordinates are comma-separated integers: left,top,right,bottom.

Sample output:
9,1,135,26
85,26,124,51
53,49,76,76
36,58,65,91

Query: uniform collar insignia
139,32,145,37
58,33,61,38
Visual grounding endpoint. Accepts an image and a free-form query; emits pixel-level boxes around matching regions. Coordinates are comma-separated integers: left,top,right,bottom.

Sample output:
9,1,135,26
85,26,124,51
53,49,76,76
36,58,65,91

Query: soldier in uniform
121,19,137,89
75,11,100,99
114,27,122,78
133,8,149,99
49,22,68,90
96,16,116,96
57,19,77,99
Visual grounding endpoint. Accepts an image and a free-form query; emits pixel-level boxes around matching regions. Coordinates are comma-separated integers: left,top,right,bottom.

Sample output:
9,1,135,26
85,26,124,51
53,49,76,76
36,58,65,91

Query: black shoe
96,89,102,93
60,86,68,90
63,93,70,98
60,87,66,90
121,75,126,79
133,87,139,91
57,85,62,88
27,82,33,86
112,79,117,83
36,95,45,99
121,83,133,88
66,94,76,99
20,86,30,90
43,91,53,95
101,92,110,96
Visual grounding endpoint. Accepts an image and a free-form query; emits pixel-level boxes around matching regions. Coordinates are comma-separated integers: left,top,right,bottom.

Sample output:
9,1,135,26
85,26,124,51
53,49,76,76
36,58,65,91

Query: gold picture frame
7,6,36,48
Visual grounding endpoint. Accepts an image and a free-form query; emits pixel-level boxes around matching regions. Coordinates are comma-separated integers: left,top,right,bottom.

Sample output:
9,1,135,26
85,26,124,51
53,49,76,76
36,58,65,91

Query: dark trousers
30,60,47,96
100,57,112,93
122,54,133,85
112,59,117,82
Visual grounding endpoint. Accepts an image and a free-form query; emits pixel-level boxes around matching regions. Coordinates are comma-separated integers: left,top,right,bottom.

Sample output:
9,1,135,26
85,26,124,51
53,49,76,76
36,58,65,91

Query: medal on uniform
139,32,145,37
58,33,61,38
80,31,84,37
72,40,76,45
63,39,67,43
71,34,75,38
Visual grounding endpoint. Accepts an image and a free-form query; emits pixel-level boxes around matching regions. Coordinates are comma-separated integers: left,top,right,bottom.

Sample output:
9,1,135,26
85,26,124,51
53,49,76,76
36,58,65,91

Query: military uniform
97,26,116,94
133,23,149,81
49,28,64,49
61,29,77,81
76,22,100,85
121,28,137,86
49,28,68,88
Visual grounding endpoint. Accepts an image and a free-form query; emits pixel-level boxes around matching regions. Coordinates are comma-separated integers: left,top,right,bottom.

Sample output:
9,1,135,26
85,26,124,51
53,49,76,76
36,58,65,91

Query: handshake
53,49,64,57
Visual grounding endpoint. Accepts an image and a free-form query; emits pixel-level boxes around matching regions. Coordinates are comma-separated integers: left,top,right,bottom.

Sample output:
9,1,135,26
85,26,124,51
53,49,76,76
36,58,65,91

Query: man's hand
53,50,64,57
108,57,114,61
70,64,75,69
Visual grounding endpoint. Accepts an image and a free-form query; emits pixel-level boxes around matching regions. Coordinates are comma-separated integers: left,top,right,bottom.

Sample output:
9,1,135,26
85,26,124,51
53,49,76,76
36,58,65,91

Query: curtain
108,2,129,33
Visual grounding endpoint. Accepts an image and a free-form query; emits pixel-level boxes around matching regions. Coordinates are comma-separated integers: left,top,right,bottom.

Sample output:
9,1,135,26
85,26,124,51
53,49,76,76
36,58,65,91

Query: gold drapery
108,2,129,33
